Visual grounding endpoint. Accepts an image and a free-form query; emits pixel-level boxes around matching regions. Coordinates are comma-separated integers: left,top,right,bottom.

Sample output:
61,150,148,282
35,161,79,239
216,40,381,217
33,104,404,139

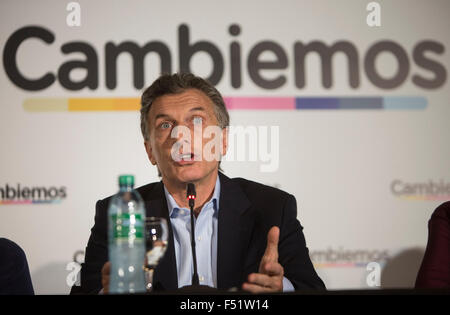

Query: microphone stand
179,183,216,293
187,183,200,286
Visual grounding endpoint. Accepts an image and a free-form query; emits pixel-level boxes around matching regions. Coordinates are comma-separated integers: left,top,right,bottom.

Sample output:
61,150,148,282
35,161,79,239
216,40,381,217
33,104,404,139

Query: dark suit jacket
75,172,325,293
415,201,450,288
0,238,34,295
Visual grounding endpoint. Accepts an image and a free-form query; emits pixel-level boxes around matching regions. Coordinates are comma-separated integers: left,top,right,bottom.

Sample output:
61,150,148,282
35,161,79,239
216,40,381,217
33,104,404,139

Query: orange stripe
68,98,140,111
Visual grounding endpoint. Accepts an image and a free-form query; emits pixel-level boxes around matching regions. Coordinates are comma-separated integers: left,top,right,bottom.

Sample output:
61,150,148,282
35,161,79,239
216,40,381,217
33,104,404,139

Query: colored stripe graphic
23,98,140,112
313,262,375,268
224,97,295,110
23,97,427,112
397,195,450,201
295,97,426,110
0,200,62,205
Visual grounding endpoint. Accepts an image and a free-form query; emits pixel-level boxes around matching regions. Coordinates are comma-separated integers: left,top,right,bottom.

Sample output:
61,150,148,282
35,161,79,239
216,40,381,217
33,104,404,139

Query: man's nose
169,125,193,149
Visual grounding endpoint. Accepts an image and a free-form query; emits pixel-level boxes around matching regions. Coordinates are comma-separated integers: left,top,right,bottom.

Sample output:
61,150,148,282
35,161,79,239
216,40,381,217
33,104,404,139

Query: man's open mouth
173,153,197,163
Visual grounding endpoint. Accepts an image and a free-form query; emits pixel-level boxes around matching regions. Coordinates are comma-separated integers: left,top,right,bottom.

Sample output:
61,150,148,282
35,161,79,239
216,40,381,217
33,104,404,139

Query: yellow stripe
23,98,68,112
68,98,140,111
399,195,428,201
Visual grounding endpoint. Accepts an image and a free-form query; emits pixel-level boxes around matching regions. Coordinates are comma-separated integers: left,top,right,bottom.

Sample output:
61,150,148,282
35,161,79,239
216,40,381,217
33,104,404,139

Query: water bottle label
111,213,144,240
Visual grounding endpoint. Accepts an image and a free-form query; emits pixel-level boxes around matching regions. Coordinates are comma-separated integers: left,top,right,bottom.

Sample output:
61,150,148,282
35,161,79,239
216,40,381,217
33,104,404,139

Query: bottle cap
118,175,134,187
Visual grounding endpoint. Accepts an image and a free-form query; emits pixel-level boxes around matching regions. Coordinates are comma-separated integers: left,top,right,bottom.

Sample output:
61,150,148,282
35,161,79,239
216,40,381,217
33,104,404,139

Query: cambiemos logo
310,247,390,268
0,183,67,205
391,179,450,201
2,24,447,112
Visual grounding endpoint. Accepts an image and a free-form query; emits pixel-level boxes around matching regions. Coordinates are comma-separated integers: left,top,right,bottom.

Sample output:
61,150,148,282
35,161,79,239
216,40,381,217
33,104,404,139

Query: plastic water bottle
108,175,146,294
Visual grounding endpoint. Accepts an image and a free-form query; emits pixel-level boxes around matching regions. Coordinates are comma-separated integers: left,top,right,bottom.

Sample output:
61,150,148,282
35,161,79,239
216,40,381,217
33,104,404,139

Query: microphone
186,183,200,286
178,183,217,293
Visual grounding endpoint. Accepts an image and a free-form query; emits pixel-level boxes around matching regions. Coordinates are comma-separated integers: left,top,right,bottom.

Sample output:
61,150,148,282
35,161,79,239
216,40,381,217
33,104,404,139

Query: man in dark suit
76,73,325,294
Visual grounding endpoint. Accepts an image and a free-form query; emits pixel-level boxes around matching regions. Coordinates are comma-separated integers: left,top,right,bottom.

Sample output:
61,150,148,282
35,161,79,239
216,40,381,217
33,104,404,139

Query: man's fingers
243,272,284,293
242,282,272,294
247,273,272,288
261,262,284,277
101,262,110,293
265,226,279,255
260,226,280,269
102,261,110,273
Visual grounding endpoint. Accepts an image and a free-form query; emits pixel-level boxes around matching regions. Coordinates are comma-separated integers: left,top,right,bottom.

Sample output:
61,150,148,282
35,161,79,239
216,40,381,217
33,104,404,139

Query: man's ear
144,140,157,165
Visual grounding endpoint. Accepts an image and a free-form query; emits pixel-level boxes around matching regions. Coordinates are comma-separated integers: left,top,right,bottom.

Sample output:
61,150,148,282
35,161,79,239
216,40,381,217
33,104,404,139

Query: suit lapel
217,173,254,290
140,174,255,291
142,181,178,290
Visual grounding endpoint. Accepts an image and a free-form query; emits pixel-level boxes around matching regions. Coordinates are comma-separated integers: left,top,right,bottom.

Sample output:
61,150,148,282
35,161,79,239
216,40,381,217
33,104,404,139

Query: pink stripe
425,195,450,200
224,97,294,110
399,195,450,201
0,200,32,205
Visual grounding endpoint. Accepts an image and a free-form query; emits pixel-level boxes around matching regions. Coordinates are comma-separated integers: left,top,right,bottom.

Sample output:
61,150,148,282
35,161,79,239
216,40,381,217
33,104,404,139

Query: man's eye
160,122,172,129
193,117,203,125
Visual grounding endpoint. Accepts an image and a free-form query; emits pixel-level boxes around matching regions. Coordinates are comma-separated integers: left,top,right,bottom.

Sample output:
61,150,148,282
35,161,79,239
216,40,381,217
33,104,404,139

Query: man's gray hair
140,73,230,141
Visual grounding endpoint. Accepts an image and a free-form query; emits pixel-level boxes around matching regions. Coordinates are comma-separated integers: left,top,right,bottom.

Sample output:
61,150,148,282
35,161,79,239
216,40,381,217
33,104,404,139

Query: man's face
144,89,227,185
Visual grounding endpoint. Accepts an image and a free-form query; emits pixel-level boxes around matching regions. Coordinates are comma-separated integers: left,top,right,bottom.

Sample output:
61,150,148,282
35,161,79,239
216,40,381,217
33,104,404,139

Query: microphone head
186,183,196,207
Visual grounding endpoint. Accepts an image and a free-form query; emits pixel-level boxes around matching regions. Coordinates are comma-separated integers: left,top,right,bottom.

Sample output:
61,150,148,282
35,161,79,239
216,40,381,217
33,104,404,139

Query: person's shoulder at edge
430,201,450,221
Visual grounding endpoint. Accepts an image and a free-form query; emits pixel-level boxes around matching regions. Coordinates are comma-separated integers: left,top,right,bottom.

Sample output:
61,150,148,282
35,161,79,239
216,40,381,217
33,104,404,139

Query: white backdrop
0,0,449,294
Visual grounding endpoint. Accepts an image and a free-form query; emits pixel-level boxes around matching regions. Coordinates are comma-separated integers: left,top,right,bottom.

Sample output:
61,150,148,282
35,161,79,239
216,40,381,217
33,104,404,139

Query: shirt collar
163,175,221,218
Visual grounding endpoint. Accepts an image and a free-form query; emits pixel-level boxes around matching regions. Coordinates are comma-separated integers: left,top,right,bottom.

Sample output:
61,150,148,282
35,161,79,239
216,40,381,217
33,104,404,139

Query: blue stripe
339,97,383,109
383,97,427,110
296,97,339,109
295,97,427,110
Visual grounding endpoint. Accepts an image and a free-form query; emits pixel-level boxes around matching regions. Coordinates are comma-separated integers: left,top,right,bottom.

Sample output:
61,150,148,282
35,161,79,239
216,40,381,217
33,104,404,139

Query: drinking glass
144,217,168,292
